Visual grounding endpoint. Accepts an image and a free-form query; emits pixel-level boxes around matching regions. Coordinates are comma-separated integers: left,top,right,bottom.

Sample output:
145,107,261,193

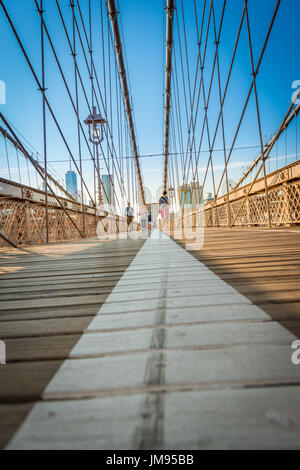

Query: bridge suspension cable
0,112,85,238
107,0,146,206
171,0,281,211
233,96,300,190
211,0,282,210
0,123,76,202
0,0,146,225
0,0,96,208
163,0,175,192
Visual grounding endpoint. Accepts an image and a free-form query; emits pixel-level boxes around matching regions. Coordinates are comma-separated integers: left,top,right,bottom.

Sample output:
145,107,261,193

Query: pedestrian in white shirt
126,202,134,231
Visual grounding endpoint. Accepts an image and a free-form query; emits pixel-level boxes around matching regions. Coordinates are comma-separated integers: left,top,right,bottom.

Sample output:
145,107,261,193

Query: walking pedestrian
148,212,152,230
159,190,170,229
126,202,134,231
139,205,148,230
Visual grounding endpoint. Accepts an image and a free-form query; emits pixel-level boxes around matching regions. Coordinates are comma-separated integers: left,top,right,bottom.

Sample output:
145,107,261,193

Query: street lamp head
84,106,107,145
84,108,107,126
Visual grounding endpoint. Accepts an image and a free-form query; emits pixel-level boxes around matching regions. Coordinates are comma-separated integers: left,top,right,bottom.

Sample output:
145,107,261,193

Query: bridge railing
171,160,300,229
0,178,137,247
205,179,300,227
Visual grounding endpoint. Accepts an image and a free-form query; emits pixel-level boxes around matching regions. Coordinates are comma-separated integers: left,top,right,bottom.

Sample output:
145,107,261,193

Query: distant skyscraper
191,182,203,205
178,185,191,207
102,174,115,209
41,182,51,194
178,183,203,208
204,192,214,204
77,191,86,205
65,170,78,200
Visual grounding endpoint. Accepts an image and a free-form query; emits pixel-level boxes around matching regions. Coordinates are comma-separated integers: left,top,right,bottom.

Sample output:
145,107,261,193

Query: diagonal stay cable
38,0,115,210
185,0,227,187
70,0,127,206
195,4,246,205
0,0,95,208
0,111,84,237
181,0,207,187
56,0,124,212
242,0,272,228
183,0,214,185
74,0,129,203
106,0,146,205
205,0,281,211
210,0,231,222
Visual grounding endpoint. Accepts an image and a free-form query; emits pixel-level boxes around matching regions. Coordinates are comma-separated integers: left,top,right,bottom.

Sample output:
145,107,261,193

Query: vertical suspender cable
70,0,86,236
107,0,145,206
39,0,49,243
4,136,11,180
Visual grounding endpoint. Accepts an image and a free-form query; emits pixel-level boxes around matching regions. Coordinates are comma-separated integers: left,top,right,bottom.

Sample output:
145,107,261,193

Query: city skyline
0,0,299,214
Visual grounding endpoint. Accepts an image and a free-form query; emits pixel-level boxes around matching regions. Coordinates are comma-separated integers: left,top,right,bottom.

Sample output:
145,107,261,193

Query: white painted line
87,305,269,332
70,321,296,358
26,345,300,399
113,279,233,292
6,387,300,449
104,284,237,304
7,230,300,450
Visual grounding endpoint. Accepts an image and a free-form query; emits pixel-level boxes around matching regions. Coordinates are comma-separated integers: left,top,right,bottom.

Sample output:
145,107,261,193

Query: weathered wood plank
0,317,94,339
6,335,81,362
0,403,34,450
1,227,300,450
6,387,300,450
44,345,300,400
0,360,62,402
0,306,101,322
0,234,145,449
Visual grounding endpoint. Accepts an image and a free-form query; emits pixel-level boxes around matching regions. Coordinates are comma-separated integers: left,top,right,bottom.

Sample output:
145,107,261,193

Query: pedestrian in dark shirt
148,212,152,230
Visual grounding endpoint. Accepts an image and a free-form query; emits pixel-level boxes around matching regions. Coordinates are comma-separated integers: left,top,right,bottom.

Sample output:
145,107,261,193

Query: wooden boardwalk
0,228,300,449
0,236,144,448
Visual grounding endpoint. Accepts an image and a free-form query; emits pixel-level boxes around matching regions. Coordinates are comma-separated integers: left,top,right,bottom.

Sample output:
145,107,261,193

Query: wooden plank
0,305,101,322
0,273,124,288
0,234,145,449
0,287,116,301
0,267,127,280
0,403,34,450
6,335,81,362
0,317,94,339
0,280,117,293
0,294,109,311
260,303,300,321
1,301,299,325
6,387,300,450
70,321,297,359
0,360,62,402
2,227,300,450
0,251,141,267
43,344,300,400
87,305,269,332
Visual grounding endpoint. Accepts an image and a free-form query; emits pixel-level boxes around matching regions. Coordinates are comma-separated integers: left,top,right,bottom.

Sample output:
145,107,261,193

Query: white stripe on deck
7,230,300,450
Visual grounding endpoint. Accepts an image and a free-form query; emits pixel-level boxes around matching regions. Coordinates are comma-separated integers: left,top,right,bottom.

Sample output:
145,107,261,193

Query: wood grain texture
180,228,300,335
1,228,300,449
0,235,144,448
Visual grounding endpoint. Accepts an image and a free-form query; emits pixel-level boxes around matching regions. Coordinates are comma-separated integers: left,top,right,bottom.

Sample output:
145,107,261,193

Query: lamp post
84,106,107,206
168,187,175,208
168,187,175,199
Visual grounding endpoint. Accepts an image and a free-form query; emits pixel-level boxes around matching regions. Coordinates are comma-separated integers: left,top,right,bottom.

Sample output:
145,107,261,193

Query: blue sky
0,0,299,208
